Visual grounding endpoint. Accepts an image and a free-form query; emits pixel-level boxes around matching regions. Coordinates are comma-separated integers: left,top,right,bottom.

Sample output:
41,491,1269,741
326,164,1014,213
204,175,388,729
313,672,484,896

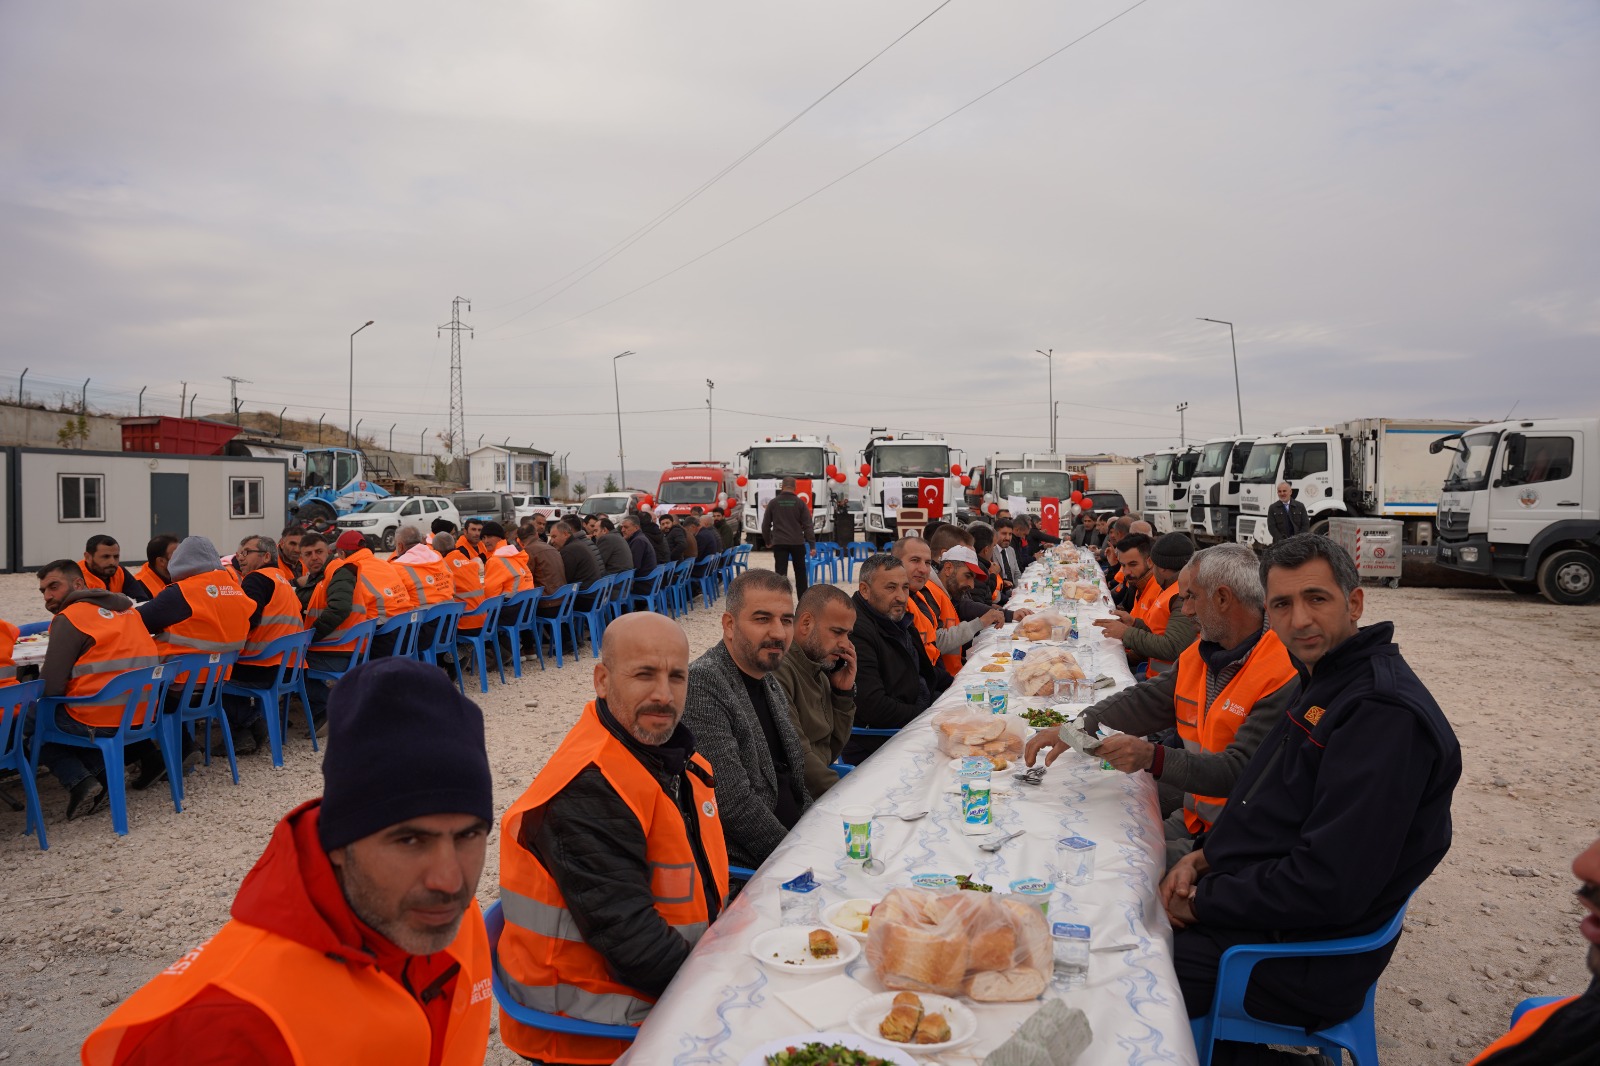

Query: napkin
775,973,871,1030
983,1000,1093,1065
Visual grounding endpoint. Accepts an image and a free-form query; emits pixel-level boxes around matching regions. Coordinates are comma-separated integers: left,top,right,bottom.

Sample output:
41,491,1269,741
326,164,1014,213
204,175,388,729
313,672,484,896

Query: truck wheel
298,500,337,532
1536,549,1600,606
381,526,397,552
1497,578,1540,596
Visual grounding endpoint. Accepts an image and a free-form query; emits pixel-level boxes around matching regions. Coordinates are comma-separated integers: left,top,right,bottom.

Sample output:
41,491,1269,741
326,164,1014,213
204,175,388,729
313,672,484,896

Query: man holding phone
774,584,858,797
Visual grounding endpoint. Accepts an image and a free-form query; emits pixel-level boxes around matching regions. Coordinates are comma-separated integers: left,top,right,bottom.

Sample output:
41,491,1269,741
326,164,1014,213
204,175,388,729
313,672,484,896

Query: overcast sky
2,1,1595,482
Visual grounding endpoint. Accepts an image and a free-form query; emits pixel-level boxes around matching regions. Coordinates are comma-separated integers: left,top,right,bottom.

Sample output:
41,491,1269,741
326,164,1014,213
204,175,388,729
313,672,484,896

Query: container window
60,474,105,522
231,477,264,519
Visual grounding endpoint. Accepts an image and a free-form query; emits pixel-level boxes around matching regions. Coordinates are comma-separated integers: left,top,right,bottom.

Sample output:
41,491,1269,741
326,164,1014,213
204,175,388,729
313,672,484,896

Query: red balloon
1071,490,1085,504
825,464,838,477
950,463,962,476
986,502,1000,515
859,462,871,477
959,475,971,487
833,472,846,483
857,475,870,487
736,475,748,487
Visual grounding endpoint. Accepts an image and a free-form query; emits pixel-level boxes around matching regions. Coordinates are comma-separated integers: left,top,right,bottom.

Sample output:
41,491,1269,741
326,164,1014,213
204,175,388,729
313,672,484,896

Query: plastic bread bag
931,706,1027,759
1011,646,1086,698
867,888,1051,1001
1012,612,1070,642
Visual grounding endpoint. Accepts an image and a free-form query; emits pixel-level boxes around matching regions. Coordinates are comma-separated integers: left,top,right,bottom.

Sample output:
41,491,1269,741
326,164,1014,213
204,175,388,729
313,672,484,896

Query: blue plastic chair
806,543,841,584
732,543,752,574
606,572,635,623
306,620,378,689
829,761,854,779
29,664,178,836
417,601,466,670
672,558,696,615
1,680,48,849
572,578,611,659
501,588,545,677
164,650,243,801
843,541,873,580
1509,995,1567,1026
536,584,580,667
630,564,672,615
222,629,315,769
718,548,739,594
690,555,720,609
1190,896,1414,1066
485,901,640,1043
374,608,426,660
454,597,507,693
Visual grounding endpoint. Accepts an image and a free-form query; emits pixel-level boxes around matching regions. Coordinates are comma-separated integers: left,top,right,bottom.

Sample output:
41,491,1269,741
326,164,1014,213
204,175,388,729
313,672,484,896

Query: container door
151,473,190,540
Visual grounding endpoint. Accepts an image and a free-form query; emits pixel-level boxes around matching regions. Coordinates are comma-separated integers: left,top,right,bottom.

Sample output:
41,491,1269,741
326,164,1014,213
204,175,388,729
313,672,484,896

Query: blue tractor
289,447,392,530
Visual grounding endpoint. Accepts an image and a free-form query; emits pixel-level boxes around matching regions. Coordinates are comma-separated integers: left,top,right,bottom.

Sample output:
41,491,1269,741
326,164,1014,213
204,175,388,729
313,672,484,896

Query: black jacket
595,531,634,575
694,527,723,561
665,525,690,562
639,517,670,564
625,529,659,578
760,490,814,548
842,592,941,763
559,532,605,586
1267,499,1310,541
1194,623,1460,1000
519,700,721,998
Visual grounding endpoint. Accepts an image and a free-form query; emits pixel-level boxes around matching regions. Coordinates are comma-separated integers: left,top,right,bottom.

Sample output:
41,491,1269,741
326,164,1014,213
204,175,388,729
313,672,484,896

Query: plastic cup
964,683,987,707
1050,625,1067,642
1051,921,1091,988
961,780,992,834
841,806,874,861
985,679,1008,715
1009,878,1055,915
1056,836,1096,886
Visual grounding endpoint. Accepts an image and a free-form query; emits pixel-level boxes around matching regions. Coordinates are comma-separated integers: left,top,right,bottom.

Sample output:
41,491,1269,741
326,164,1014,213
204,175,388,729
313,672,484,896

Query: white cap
939,544,988,577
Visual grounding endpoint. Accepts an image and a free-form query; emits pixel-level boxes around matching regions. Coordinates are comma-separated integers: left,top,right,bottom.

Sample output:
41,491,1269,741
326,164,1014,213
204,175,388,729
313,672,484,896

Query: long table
620,548,1198,1065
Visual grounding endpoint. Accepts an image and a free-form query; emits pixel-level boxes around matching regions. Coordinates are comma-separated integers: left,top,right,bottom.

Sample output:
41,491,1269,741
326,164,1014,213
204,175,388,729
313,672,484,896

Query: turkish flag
794,478,814,511
1040,497,1061,537
917,477,945,519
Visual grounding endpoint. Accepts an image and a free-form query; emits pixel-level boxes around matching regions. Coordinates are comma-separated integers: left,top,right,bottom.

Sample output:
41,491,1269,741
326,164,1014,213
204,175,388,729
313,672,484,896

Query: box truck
735,435,844,548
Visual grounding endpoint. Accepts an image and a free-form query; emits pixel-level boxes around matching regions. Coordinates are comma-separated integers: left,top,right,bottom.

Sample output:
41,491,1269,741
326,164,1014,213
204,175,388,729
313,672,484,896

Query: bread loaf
965,966,1049,1002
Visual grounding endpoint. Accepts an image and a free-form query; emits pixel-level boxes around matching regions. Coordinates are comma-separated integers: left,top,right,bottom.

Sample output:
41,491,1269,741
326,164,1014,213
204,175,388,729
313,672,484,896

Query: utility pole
1035,349,1055,451
348,320,373,447
1176,402,1189,446
706,379,715,458
224,375,252,426
438,298,472,460
1197,318,1244,433
613,351,635,487
179,381,187,418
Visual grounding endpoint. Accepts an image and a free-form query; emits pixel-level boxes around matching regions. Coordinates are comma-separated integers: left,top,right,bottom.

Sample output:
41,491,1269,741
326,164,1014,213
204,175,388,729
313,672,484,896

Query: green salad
765,1042,895,1065
1022,707,1066,728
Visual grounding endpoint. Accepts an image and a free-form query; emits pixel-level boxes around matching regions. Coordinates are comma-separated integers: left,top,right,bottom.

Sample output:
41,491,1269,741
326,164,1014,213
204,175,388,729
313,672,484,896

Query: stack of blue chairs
1,680,48,848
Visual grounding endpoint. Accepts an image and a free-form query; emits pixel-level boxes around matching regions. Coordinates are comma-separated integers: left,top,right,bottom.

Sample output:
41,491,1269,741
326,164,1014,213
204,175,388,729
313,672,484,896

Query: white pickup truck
512,495,567,523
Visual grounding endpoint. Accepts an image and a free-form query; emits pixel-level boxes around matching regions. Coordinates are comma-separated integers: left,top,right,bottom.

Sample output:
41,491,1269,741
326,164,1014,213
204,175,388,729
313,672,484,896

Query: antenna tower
438,297,472,459
224,376,252,425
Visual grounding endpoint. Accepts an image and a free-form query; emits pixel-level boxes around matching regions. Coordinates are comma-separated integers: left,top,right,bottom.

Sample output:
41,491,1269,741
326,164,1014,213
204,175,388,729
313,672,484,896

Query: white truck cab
1141,446,1198,533
736,435,843,548
859,431,962,547
1187,435,1257,543
1433,417,1599,604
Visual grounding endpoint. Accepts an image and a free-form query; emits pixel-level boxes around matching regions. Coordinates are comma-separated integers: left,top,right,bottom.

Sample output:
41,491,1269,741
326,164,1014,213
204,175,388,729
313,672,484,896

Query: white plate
821,898,878,942
738,1030,917,1066
848,991,979,1055
750,926,862,974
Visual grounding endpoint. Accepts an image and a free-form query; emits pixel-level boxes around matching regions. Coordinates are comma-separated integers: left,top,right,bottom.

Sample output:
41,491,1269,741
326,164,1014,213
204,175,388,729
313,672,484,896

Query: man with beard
1468,835,1600,1064
773,584,857,797
83,659,494,1065
683,570,810,872
843,553,943,764
1026,544,1298,867
499,613,728,1066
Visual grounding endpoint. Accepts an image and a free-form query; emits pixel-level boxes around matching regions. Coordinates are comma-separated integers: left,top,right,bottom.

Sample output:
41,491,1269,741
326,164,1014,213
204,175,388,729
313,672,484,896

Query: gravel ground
0,563,1595,1064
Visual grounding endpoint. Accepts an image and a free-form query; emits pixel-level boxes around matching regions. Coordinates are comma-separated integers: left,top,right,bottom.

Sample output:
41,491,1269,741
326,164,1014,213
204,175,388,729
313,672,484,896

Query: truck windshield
1192,442,1233,478
304,451,334,489
1146,454,1175,485
872,445,949,478
658,480,719,504
1241,443,1285,484
998,470,1073,499
748,448,826,479
1443,431,1500,491
1172,452,1199,483
1229,442,1254,476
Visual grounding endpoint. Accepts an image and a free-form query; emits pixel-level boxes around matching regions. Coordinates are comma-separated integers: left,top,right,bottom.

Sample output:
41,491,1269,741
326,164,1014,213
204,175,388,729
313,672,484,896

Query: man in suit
1266,482,1310,542
682,570,811,871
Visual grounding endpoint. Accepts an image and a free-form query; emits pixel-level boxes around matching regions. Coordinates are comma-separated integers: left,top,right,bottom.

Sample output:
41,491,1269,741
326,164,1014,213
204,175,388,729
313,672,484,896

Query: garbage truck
1187,435,1258,543
736,435,844,548
857,430,964,547
983,453,1086,517
1141,446,1200,533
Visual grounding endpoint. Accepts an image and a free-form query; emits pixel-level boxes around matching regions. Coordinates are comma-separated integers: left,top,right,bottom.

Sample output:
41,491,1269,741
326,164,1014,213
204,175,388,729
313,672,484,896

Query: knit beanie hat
1151,532,1197,571
168,536,223,580
318,658,493,851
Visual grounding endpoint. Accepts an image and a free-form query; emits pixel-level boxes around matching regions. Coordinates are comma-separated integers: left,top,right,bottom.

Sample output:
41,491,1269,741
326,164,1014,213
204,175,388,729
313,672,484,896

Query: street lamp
613,351,635,487
706,378,715,458
1197,318,1244,433
348,320,373,447
1035,349,1055,451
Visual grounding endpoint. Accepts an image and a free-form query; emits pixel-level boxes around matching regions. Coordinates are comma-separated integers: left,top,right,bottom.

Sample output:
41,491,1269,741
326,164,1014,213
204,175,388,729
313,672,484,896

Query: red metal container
120,416,242,455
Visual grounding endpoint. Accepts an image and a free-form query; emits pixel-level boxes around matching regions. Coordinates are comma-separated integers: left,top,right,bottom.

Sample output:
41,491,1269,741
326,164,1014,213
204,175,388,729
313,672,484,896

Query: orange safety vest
242,569,308,666
304,558,368,651
448,553,488,631
151,570,255,685
390,549,454,607
81,559,133,596
1172,630,1298,834
0,619,18,687
306,551,415,650
133,563,168,599
498,702,729,1065
82,904,492,1066
454,539,488,563
1466,995,1581,1065
57,602,163,727
922,580,965,676
1132,574,1182,670
486,546,534,600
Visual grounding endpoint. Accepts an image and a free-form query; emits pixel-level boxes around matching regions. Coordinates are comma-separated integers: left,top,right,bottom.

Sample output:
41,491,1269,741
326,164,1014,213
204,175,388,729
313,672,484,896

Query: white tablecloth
621,549,1198,1065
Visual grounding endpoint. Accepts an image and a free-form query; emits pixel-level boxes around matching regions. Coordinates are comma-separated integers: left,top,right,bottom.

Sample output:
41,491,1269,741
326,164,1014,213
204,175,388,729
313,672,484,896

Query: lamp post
1197,318,1243,433
613,351,635,487
706,378,715,458
1035,349,1055,451
348,320,373,447
1176,402,1189,446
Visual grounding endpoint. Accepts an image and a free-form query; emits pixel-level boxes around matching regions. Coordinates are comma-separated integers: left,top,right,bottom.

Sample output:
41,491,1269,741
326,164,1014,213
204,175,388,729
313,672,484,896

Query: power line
486,0,1157,342
478,0,957,330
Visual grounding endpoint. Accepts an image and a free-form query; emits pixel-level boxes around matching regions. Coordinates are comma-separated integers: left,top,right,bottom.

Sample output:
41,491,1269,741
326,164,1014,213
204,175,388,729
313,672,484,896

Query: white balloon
1071,503,1083,516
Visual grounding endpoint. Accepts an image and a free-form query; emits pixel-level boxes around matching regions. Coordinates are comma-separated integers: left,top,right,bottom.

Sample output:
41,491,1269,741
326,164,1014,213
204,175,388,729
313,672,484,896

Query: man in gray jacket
1025,544,1300,868
683,569,812,871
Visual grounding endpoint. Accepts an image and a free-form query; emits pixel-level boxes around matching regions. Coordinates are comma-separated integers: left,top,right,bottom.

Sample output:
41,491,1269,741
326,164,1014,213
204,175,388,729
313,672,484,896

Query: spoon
978,829,1026,853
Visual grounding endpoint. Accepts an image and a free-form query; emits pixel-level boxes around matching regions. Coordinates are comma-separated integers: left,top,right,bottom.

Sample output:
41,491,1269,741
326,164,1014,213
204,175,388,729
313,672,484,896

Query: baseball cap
335,530,367,552
940,544,988,577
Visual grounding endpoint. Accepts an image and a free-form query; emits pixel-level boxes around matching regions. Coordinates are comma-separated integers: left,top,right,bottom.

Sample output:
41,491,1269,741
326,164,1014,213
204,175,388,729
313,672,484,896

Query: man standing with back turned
761,477,814,598
1162,535,1460,1065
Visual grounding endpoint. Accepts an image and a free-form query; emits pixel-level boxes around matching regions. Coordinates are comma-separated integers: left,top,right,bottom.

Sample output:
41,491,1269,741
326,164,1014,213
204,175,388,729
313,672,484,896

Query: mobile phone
826,656,850,675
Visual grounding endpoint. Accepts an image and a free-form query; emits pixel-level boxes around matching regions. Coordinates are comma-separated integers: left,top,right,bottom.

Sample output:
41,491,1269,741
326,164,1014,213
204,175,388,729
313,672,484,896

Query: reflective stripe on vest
82,893,492,1066
243,570,306,663
497,701,729,1064
152,571,255,685
305,558,371,651
449,555,488,629
1172,630,1298,834
57,602,163,728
